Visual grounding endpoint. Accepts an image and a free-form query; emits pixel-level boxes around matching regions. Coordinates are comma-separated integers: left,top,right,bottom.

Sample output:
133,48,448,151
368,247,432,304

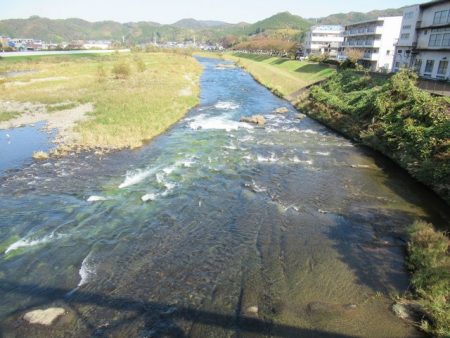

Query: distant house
341,16,403,72
393,0,450,81
303,25,344,58
8,38,35,51
83,40,112,50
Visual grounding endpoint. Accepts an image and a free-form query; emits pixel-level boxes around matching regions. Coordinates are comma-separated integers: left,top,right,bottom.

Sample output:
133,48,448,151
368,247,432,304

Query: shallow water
0,122,54,173
0,57,448,337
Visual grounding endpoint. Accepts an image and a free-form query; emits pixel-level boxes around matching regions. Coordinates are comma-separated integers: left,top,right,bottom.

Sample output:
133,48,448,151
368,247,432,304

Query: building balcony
342,40,381,48
344,26,383,36
362,53,379,61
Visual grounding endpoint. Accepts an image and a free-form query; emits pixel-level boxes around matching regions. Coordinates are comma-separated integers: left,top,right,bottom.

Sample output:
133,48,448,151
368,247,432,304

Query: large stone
240,115,266,126
23,307,65,326
274,107,289,114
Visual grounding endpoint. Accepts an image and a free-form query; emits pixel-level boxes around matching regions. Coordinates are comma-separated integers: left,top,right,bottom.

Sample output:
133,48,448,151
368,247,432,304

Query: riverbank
224,53,335,97
0,51,202,151
299,70,450,205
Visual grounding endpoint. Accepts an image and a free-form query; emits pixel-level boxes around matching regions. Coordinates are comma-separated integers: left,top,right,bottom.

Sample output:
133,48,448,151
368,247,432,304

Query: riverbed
0,57,448,337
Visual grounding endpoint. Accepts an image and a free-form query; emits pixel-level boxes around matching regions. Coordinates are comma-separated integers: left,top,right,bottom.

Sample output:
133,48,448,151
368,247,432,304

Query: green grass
406,221,450,337
0,52,202,149
0,111,21,122
224,53,335,97
46,102,78,112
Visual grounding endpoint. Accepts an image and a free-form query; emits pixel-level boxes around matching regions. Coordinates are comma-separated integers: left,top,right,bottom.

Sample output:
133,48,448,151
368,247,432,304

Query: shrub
112,61,131,79
96,64,107,82
134,56,146,72
407,221,450,337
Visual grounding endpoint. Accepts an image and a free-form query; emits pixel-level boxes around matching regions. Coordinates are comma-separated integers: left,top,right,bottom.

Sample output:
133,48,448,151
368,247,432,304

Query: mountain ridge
0,8,406,44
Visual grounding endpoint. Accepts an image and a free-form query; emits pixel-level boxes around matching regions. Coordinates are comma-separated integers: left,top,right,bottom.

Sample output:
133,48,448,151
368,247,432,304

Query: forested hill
0,7,405,44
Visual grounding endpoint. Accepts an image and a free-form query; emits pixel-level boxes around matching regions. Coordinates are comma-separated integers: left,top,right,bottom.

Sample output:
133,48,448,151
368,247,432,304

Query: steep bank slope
300,70,449,205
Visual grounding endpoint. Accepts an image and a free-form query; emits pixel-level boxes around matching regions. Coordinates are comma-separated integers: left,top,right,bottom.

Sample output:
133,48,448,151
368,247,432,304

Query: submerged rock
295,113,306,120
23,307,65,326
392,301,426,323
240,115,266,126
245,306,259,315
274,107,289,114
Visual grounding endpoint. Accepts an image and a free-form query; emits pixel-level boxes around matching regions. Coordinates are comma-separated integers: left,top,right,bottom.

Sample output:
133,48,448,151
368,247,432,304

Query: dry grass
0,52,202,149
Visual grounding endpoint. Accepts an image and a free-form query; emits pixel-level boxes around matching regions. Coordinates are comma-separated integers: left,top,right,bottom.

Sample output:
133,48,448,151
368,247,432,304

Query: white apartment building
393,0,450,80
304,25,344,57
341,17,403,71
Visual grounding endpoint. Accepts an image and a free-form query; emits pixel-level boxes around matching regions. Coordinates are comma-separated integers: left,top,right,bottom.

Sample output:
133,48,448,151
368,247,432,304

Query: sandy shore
0,101,93,145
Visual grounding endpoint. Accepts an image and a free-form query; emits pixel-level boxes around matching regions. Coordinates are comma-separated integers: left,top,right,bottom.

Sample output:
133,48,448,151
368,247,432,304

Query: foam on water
5,233,62,254
257,153,279,163
214,101,240,110
292,156,314,165
316,152,330,156
188,114,252,132
78,253,96,287
142,193,158,202
301,129,318,135
87,196,108,202
119,168,154,189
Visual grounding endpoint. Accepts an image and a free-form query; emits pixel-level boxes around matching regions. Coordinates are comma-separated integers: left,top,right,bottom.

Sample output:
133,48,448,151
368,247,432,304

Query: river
0,57,448,337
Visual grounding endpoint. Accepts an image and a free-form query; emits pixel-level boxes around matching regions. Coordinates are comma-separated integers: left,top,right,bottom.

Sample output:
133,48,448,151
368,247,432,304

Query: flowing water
0,57,449,337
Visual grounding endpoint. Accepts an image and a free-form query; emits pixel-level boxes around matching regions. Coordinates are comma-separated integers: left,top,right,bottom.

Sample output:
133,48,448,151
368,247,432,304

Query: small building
341,16,403,71
303,25,344,58
393,0,450,81
8,38,35,51
83,40,112,50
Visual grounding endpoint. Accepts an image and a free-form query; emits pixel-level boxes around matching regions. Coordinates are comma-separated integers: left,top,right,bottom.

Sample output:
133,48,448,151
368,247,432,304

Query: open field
224,53,335,97
0,52,202,149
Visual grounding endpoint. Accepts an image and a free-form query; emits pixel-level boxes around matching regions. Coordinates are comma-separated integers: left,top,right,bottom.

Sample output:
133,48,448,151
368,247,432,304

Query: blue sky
0,0,421,23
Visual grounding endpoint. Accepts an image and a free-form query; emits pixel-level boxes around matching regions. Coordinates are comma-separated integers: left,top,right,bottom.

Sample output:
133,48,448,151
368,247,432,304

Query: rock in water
274,107,289,114
246,306,259,314
23,308,65,326
240,115,266,126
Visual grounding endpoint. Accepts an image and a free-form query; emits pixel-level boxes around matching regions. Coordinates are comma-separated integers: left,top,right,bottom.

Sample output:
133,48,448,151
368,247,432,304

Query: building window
437,60,449,78
395,62,400,69
402,25,412,30
443,33,450,47
429,33,444,47
433,10,450,25
401,33,410,40
398,49,403,54
386,50,390,55
414,59,422,73
424,60,435,75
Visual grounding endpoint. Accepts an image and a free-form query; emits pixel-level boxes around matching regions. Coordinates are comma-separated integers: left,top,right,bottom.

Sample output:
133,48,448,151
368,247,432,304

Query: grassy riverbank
300,70,450,204
404,221,449,336
224,53,335,97
0,52,202,149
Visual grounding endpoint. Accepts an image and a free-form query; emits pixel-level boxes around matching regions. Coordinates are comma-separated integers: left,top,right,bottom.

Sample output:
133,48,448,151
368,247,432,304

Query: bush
112,61,131,79
407,221,450,337
96,64,107,82
134,56,146,72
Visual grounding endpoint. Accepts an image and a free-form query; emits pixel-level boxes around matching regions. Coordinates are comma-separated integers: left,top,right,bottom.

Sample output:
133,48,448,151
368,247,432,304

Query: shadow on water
0,280,357,337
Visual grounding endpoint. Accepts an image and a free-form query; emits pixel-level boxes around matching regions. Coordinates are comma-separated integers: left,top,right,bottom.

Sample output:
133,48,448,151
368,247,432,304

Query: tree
345,48,364,64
